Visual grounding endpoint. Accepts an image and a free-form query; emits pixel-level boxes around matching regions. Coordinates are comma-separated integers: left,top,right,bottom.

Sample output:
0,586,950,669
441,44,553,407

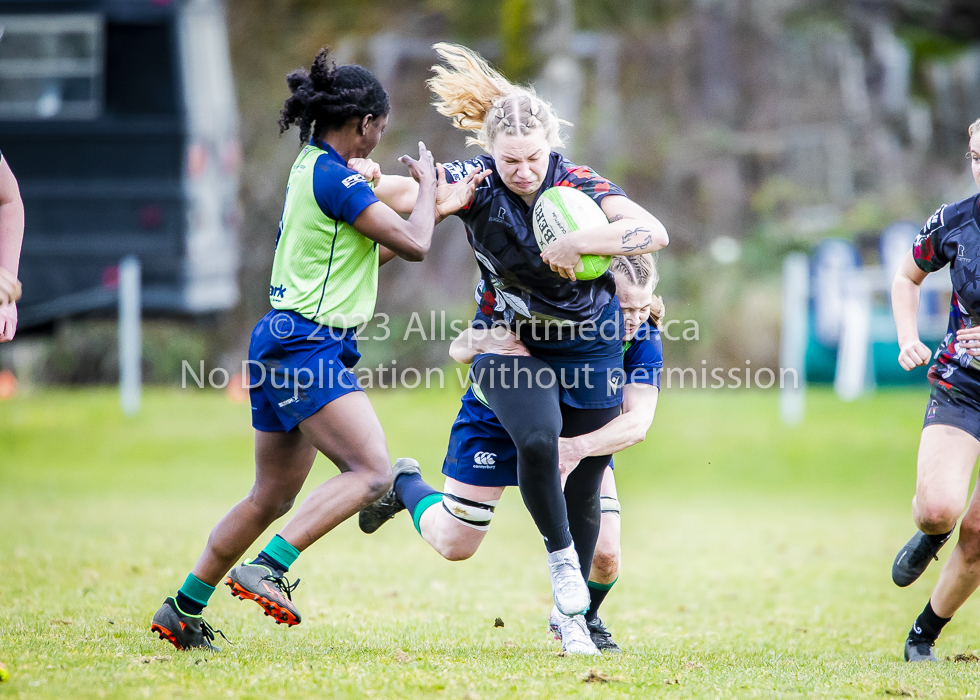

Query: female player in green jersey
150,48,486,650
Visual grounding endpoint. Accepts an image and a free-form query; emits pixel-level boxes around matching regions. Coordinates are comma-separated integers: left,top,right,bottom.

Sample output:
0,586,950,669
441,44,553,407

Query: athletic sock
585,578,617,622
542,525,575,553
394,472,442,534
908,599,952,644
925,531,953,548
175,573,215,616
254,534,300,574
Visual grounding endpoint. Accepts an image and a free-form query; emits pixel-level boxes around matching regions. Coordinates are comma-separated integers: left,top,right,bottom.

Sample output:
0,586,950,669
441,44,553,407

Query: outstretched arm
892,251,932,370
558,383,659,482
540,195,669,281
348,158,490,220
348,157,420,215
350,143,437,262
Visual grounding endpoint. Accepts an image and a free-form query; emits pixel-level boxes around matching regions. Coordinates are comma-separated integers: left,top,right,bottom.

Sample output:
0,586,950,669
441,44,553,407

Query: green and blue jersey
269,141,380,328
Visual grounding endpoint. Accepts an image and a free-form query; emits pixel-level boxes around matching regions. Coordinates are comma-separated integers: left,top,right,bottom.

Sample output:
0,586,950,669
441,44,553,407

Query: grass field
3,386,980,699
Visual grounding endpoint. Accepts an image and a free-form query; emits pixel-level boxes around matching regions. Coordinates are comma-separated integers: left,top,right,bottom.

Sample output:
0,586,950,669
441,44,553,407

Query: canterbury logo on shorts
473,451,496,468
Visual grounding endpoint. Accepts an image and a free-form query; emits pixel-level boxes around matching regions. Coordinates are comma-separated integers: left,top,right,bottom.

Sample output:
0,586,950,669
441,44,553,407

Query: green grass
3,386,980,698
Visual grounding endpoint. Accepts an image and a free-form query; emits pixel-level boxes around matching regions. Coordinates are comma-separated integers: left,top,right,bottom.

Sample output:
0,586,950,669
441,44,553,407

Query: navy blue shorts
922,363,980,441
473,298,625,410
249,309,363,432
442,388,614,487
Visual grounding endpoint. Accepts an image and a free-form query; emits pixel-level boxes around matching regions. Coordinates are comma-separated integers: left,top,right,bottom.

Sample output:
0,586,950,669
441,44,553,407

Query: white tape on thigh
600,495,621,515
442,486,499,531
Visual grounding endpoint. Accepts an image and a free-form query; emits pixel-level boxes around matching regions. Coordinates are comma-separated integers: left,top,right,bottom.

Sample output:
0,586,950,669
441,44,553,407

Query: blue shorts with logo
249,309,363,432
473,297,626,410
442,388,616,487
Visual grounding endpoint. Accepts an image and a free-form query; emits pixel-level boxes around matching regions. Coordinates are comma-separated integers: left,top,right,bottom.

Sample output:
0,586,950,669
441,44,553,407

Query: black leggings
471,355,618,580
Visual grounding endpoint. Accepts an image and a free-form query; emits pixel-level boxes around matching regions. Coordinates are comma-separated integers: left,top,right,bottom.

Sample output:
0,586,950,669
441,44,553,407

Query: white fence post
119,256,142,416
835,272,872,401
780,253,809,425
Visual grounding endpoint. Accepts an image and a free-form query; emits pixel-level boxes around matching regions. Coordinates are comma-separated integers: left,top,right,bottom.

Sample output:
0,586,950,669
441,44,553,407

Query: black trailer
0,0,240,327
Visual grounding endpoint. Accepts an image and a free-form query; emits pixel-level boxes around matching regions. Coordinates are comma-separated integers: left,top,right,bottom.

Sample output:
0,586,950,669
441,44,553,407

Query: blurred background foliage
13,0,980,384
218,0,980,377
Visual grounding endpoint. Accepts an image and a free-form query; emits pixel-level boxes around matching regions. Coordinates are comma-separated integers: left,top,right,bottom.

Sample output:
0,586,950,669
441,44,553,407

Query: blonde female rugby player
891,117,980,661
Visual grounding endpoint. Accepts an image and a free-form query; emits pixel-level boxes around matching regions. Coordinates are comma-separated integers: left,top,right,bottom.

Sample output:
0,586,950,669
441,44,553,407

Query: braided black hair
279,47,390,144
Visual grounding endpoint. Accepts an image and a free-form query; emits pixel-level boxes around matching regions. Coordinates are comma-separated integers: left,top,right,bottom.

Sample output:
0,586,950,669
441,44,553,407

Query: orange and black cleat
225,560,302,626
150,597,225,651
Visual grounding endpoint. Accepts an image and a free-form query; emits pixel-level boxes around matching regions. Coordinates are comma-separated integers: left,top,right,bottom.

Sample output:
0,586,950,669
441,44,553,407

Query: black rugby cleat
150,597,225,651
586,617,622,654
892,531,952,587
226,560,302,626
904,637,940,662
358,458,421,534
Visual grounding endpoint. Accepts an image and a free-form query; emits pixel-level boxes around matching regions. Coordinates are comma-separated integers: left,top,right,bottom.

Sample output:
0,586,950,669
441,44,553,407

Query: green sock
177,573,216,609
260,534,301,570
412,493,444,535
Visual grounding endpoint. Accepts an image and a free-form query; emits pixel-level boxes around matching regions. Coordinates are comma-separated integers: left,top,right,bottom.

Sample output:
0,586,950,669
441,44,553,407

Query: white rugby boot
549,606,600,656
547,544,590,616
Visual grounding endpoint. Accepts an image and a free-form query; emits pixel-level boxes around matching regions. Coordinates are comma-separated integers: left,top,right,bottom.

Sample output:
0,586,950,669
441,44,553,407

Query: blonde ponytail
428,42,568,150
649,294,666,330
428,43,510,136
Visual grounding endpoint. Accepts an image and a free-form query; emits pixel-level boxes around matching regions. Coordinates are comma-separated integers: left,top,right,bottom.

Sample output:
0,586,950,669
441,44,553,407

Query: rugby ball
532,186,611,280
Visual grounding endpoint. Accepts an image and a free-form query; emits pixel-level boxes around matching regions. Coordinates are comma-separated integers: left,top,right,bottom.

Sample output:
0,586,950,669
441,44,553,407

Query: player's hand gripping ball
532,186,611,281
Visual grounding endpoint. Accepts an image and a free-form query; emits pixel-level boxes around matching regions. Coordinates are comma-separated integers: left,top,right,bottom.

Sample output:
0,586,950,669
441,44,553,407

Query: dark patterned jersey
443,152,626,325
912,193,980,380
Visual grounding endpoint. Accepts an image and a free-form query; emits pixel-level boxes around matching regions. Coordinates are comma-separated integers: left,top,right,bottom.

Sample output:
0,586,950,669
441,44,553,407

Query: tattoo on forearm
621,227,651,251
609,214,625,223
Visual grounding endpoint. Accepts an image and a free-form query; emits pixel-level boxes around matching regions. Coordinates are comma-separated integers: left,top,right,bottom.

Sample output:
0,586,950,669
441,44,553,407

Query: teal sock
259,534,301,571
412,493,444,535
177,573,216,611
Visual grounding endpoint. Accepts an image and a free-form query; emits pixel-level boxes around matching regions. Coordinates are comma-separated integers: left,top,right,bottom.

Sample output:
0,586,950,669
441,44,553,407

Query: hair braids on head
611,254,666,328
428,43,568,150
279,47,390,144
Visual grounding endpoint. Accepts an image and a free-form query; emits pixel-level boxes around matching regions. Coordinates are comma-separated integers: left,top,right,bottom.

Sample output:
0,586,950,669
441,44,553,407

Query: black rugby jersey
912,193,980,380
443,152,626,325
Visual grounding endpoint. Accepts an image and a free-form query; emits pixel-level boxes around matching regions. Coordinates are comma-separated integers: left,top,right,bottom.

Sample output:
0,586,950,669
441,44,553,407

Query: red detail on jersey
593,181,610,195
915,235,935,263
479,289,496,316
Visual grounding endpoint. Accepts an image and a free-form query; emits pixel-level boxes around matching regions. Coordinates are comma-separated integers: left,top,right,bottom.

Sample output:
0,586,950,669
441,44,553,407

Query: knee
248,492,297,523
915,500,961,534
431,522,481,561
273,497,296,520
591,544,621,581
434,538,477,562
957,518,980,562
362,470,393,503
519,429,558,467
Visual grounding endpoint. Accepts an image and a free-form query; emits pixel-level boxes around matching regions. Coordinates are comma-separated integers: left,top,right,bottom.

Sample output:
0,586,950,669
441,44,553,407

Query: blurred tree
573,0,689,29
443,1,501,43
500,0,536,83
